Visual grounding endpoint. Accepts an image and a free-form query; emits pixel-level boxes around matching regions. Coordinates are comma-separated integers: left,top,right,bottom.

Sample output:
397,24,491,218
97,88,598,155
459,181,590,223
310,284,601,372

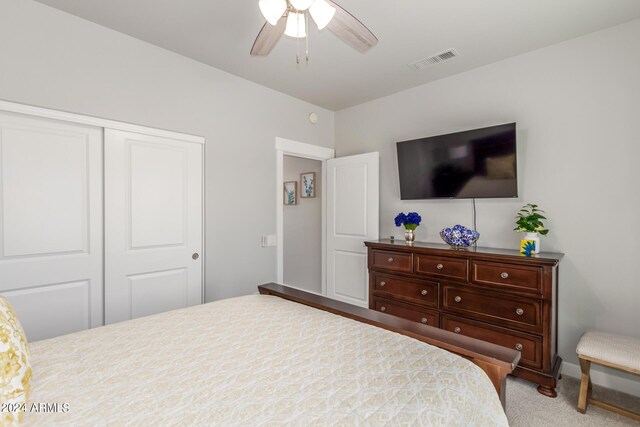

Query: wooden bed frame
258,283,520,407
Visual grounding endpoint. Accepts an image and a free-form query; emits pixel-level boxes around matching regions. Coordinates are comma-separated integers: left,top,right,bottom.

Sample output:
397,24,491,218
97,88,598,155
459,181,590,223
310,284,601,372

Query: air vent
408,49,460,71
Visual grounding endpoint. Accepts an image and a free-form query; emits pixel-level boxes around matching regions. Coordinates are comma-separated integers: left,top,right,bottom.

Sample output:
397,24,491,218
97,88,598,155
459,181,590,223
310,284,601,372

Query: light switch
261,235,277,247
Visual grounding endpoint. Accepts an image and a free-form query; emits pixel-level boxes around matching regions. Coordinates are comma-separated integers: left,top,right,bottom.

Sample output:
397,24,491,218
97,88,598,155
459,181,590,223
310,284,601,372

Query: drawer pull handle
515,343,523,351
380,306,386,312
454,327,461,334
500,272,509,279
421,289,428,296
421,318,428,324
454,296,462,303
516,308,524,316
380,281,386,287
388,257,394,262
436,263,444,270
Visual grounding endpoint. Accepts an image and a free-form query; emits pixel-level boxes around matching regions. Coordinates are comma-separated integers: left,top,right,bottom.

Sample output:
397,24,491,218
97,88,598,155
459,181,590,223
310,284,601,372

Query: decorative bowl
439,225,480,248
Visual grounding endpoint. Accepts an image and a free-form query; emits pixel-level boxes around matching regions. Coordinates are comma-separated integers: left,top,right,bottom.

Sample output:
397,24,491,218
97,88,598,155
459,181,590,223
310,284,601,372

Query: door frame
0,99,205,144
275,137,334,295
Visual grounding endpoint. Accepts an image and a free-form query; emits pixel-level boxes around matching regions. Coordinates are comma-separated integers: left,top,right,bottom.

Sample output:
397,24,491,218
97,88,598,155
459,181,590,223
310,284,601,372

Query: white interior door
105,129,203,324
326,152,379,307
0,111,103,341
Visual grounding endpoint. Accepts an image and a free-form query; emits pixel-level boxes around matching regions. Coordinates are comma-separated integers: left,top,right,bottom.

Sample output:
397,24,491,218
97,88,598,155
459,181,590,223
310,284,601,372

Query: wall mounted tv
396,123,518,200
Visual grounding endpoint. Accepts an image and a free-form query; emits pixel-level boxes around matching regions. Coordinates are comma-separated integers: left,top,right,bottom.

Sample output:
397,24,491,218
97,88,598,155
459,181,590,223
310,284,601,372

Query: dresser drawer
371,250,413,273
373,274,438,308
441,314,543,369
372,297,439,327
442,285,542,332
415,255,468,281
472,261,542,294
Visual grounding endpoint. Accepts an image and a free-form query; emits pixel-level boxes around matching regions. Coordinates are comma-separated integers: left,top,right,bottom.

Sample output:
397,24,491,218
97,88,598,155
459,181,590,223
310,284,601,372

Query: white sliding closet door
105,129,203,324
0,111,103,341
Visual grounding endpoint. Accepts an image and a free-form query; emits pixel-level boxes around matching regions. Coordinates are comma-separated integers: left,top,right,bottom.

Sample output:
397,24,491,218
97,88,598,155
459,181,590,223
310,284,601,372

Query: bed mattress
25,294,508,426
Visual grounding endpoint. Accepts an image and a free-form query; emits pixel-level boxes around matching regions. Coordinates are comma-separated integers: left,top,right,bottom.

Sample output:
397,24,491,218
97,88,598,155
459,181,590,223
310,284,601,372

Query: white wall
283,156,322,293
335,19,640,393
3,0,638,395
0,0,334,301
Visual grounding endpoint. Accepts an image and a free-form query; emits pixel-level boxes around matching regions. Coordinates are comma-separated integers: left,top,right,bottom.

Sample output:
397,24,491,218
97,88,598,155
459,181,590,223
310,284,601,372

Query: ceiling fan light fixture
251,0,378,60
309,0,335,30
289,0,315,11
259,0,287,25
285,12,306,38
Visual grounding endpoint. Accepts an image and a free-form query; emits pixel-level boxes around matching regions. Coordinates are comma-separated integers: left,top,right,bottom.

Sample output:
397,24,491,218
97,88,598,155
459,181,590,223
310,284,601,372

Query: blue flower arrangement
395,212,422,230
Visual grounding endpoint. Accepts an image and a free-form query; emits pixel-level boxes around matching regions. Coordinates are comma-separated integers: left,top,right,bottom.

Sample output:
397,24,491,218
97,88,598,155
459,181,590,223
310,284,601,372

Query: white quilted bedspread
25,295,507,426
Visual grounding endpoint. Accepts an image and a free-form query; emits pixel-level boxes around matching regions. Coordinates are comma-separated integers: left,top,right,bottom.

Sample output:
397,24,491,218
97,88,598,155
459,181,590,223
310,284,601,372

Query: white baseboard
561,361,640,398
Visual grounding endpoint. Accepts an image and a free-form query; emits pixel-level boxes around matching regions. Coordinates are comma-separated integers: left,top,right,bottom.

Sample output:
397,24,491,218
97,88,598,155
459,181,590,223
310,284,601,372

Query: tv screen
396,123,518,199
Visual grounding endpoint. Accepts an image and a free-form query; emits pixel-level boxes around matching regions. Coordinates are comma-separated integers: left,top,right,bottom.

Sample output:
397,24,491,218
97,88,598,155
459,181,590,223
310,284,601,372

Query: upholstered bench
576,331,640,420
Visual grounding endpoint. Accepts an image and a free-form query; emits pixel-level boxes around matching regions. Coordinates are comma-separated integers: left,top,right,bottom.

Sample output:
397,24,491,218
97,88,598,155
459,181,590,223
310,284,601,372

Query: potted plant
395,212,422,244
514,203,549,254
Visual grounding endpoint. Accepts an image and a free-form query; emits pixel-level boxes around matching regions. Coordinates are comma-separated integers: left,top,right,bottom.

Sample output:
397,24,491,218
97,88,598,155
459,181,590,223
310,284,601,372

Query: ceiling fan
251,0,378,63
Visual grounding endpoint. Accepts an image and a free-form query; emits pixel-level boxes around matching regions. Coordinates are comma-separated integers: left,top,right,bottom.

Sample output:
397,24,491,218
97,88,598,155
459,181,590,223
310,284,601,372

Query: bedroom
0,0,639,425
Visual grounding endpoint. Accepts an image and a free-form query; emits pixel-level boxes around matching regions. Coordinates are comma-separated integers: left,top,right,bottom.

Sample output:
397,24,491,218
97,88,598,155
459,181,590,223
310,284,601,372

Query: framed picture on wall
283,181,297,205
300,172,316,198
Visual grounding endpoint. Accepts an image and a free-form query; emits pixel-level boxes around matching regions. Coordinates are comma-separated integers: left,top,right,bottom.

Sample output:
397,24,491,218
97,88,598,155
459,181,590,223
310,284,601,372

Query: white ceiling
34,0,640,111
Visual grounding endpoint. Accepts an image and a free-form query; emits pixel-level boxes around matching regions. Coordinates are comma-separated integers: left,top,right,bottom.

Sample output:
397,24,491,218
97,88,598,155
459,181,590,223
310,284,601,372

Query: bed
14,284,518,425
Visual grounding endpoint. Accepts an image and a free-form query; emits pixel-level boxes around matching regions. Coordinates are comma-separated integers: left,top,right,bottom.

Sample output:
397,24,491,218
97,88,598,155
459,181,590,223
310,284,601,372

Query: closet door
105,129,203,324
0,111,103,341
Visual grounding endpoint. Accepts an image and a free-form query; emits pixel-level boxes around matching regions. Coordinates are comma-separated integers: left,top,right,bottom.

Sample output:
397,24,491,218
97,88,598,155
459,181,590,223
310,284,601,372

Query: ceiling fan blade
325,1,378,53
250,15,287,56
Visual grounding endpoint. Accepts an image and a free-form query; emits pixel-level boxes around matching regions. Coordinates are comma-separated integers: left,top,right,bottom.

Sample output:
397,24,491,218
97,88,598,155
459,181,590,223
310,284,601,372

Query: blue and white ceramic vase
439,225,480,248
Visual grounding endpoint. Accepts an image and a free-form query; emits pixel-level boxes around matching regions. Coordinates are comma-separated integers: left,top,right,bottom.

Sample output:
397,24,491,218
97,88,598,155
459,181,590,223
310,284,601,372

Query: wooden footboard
258,283,520,408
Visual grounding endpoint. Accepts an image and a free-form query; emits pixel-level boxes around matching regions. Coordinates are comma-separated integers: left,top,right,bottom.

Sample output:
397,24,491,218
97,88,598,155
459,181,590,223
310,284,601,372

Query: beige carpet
506,376,640,426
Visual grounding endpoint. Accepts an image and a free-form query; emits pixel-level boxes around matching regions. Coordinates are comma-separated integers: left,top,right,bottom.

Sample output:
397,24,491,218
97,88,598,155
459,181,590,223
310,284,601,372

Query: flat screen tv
396,123,517,199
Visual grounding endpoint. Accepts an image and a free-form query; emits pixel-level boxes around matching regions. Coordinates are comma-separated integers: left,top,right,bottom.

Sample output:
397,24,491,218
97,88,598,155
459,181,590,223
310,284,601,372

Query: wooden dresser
365,240,564,397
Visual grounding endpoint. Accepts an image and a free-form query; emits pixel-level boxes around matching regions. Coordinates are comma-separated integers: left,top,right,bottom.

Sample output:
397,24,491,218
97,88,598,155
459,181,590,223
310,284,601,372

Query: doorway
275,138,334,296
283,155,322,293
275,138,379,305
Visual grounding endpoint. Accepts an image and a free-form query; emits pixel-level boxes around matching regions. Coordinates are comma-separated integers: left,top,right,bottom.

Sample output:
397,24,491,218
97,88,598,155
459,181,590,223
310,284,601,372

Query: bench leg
578,357,591,414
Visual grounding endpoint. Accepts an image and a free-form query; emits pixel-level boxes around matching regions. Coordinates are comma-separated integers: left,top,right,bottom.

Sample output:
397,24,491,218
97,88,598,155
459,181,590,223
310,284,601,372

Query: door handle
192,253,200,260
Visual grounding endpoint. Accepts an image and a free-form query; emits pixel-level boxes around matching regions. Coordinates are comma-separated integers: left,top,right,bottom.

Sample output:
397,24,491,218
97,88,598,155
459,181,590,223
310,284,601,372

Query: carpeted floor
506,376,640,426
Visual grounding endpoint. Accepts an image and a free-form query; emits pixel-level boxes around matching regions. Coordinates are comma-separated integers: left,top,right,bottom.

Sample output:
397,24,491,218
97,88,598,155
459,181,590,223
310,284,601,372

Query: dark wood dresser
365,239,564,397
